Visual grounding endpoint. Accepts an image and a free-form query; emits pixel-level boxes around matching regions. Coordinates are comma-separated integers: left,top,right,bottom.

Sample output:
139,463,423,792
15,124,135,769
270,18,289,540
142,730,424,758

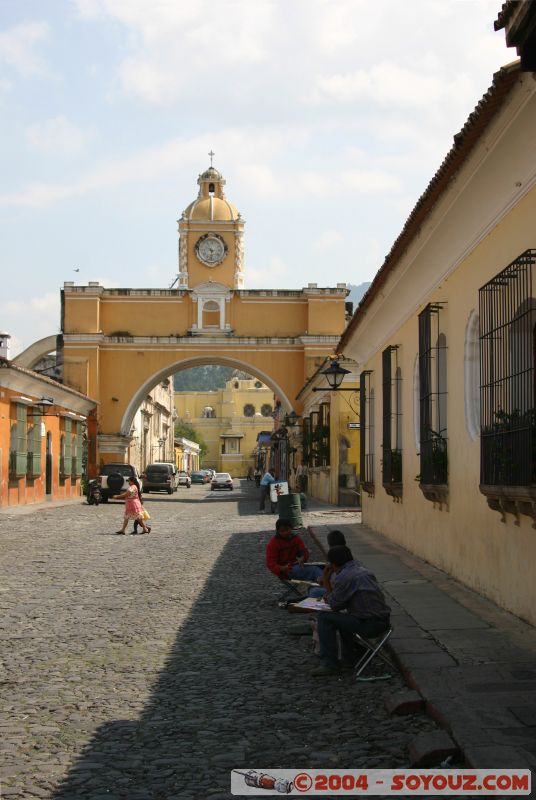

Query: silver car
211,472,234,491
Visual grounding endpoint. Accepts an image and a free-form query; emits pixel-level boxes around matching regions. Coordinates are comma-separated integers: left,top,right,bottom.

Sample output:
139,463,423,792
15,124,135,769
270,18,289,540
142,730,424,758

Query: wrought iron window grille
418,303,448,505
360,371,375,495
382,346,403,500
479,249,536,524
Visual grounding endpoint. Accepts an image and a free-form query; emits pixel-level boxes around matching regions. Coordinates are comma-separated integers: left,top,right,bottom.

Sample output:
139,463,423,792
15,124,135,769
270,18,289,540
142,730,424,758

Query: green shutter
65,419,72,476
32,422,41,476
16,404,27,476
75,421,83,476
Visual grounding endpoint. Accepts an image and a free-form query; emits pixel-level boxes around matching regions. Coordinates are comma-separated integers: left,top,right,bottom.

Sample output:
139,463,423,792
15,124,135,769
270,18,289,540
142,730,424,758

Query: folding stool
277,578,318,606
352,626,394,679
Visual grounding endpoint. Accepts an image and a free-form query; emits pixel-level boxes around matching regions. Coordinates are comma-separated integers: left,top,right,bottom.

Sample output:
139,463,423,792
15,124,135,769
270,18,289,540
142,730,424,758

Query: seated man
312,545,390,677
266,518,324,584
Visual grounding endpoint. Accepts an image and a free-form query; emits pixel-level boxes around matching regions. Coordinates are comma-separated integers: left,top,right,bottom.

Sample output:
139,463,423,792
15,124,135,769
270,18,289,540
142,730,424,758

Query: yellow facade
175,377,274,476
339,64,536,624
49,164,348,467
296,359,360,505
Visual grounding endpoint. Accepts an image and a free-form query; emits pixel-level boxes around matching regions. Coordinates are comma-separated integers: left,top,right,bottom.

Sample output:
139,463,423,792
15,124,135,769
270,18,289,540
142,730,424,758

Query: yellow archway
121,355,295,437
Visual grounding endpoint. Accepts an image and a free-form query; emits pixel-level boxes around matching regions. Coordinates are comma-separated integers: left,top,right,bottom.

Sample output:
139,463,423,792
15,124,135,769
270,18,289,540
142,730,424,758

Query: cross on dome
208,150,215,167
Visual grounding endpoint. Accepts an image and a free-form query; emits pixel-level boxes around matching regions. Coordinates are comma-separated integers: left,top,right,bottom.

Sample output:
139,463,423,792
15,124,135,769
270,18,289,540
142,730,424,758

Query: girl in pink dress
114,477,151,535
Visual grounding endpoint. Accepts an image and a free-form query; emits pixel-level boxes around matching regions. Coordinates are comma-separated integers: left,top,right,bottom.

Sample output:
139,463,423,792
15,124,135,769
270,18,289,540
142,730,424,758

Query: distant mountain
347,282,371,309
173,365,250,391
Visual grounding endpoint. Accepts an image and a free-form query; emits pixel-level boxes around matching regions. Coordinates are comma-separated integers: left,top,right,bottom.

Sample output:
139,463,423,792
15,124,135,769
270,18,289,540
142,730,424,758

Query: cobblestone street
1,482,440,799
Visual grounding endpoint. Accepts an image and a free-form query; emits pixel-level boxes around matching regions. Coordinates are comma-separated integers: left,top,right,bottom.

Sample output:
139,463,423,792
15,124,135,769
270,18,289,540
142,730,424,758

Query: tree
174,421,208,462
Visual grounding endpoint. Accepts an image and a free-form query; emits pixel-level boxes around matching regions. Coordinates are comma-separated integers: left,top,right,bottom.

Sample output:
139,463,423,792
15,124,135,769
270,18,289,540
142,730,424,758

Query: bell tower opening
177,155,245,292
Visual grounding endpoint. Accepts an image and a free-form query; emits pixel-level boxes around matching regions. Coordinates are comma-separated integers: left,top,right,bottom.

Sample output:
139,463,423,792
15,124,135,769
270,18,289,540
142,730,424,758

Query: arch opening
121,355,295,437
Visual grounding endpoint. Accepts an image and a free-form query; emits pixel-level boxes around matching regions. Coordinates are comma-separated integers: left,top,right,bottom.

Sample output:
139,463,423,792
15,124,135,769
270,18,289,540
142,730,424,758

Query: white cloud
0,127,301,209
74,0,276,104
247,256,289,288
342,169,401,194
313,229,342,252
313,62,449,110
3,292,59,314
25,116,94,158
0,21,49,77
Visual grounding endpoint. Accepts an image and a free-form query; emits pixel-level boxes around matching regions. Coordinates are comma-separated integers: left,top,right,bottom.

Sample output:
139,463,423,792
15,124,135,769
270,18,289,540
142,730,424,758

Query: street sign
347,422,360,429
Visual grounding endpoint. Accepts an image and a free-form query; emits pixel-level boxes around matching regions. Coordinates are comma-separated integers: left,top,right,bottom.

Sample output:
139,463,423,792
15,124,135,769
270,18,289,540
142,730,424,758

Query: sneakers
311,663,342,677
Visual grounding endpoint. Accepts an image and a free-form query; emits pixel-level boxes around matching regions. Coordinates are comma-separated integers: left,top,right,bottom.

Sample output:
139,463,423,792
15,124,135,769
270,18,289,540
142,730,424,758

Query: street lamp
313,357,355,392
31,396,56,416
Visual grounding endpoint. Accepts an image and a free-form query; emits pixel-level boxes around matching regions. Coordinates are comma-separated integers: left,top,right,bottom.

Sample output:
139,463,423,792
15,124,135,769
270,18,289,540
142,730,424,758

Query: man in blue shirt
312,545,391,677
259,468,277,512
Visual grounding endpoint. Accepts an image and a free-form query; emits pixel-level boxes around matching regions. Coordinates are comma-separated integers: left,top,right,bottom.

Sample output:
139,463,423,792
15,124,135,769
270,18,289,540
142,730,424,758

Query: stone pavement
0,484,441,800
309,516,536,772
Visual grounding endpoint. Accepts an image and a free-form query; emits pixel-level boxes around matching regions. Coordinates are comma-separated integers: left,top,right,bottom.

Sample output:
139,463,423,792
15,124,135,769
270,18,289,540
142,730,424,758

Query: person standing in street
114,477,151,535
259,467,277,513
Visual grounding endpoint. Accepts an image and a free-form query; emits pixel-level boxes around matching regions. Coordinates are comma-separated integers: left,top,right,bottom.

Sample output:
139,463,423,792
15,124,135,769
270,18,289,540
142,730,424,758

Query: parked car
142,463,177,494
98,463,143,502
151,461,179,489
177,470,191,488
211,472,234,491
191,470,210,484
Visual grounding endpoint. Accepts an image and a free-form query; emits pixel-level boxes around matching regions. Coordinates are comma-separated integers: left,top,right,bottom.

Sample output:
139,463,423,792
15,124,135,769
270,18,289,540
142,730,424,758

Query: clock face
195,234,227,266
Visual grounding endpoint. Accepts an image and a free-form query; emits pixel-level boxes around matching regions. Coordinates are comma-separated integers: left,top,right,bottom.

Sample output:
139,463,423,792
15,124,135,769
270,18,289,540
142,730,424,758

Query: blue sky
1,0,512,355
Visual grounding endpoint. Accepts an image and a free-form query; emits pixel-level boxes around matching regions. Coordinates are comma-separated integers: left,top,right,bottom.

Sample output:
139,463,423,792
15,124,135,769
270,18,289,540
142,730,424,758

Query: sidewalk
308,516,536,770
0,496,83,516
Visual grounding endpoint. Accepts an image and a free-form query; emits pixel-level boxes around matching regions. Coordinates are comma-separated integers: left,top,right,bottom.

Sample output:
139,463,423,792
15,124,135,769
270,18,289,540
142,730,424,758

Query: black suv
98,463,142,502
142,463,177,494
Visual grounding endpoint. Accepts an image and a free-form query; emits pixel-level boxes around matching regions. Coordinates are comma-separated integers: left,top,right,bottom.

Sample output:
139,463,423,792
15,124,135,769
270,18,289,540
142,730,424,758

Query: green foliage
174,421,208,462
173,366,250,391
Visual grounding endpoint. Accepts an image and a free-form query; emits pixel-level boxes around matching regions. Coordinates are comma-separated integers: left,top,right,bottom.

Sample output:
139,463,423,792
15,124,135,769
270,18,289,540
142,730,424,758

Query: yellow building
12,163,347,471
296,358,360,505
339,54,536,624
175,376,274,476
174,437,200,473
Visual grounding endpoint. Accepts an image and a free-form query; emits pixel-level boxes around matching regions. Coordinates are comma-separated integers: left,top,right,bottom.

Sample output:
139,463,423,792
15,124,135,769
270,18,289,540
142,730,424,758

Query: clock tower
177,163,244,291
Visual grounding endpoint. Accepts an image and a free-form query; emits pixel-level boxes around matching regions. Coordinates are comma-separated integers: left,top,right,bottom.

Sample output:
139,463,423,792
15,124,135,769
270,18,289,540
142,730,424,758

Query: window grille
360,371,374,488
302,416,311,466
318,402,330,467
418,303,448,484
479,249,536,486
310,410,319,467
382,346,402,486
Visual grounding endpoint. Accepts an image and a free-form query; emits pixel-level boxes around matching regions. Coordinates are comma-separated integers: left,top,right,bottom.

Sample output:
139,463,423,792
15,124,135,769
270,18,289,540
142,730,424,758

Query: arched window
243,403,255,417
261,403,273,417
413,354,420,452
202,300,220,328
202,406,216,419
464,309,480,441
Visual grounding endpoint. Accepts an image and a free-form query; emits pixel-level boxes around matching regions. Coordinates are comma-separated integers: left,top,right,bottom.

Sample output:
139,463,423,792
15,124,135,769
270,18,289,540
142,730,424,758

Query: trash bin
277,492,303,528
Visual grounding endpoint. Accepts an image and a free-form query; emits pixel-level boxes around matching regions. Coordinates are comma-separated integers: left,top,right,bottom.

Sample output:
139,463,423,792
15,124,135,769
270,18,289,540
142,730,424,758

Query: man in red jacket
266,519,323,582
